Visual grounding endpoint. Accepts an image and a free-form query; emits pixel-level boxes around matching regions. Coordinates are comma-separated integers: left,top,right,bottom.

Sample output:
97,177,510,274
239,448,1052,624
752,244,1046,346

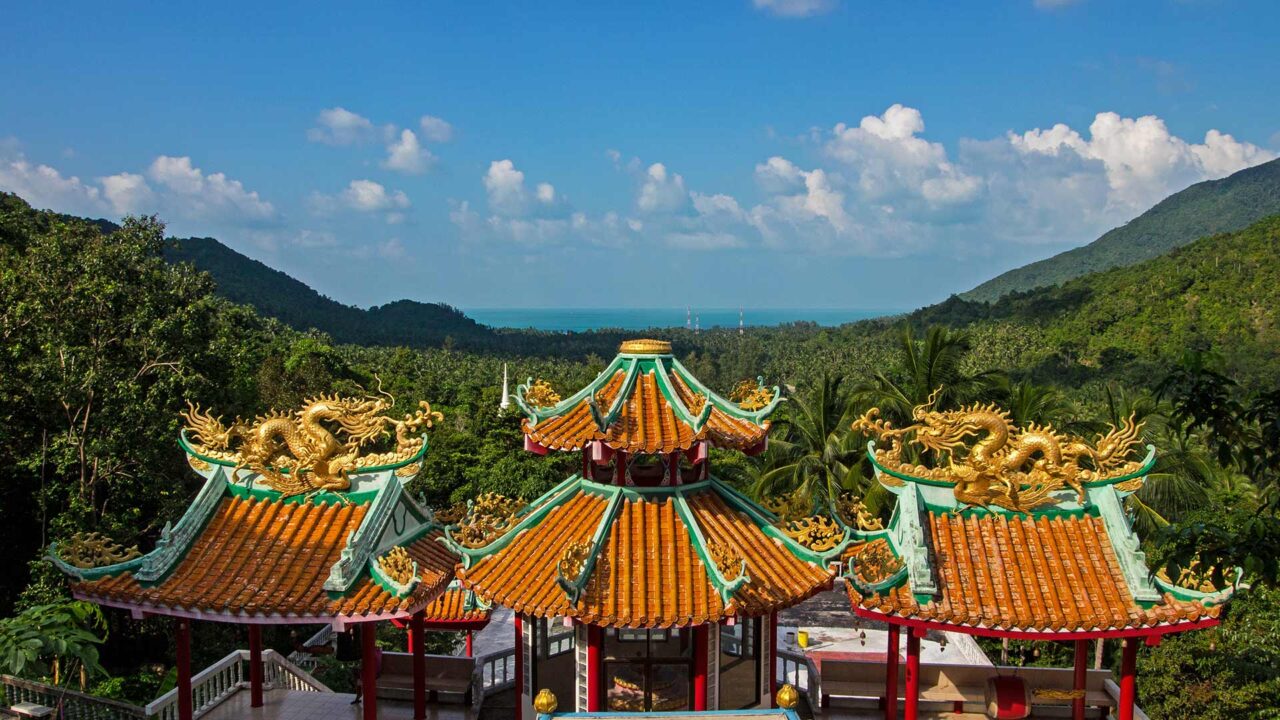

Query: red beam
412,610,426,720
466,630,474,658
1072,639,1087,720
248,624,264,708
692,625,708,710
1118,638,1138,720
176,618,193,720
904,629,921,720
884,624,899,720
361,622,378,720
856,607,1221,641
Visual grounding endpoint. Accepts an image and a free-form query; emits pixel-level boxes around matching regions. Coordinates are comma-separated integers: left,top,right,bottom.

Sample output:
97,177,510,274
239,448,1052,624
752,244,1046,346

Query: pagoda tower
441,339,845,716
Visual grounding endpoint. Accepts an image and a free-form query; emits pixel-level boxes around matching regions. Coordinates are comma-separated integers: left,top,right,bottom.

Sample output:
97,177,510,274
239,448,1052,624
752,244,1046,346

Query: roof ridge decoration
325,478,405,594
555,487,624,606
853,389,1150,513
672,486,750,608
181,395,441,497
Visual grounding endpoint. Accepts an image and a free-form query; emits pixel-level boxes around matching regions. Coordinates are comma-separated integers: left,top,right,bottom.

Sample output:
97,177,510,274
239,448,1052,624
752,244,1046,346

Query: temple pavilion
836,400,1234,720
440,339,844,717
47,395,488,720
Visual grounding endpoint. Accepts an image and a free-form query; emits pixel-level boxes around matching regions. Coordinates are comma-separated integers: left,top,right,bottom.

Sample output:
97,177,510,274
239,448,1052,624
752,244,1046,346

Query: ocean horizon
463,307,901,333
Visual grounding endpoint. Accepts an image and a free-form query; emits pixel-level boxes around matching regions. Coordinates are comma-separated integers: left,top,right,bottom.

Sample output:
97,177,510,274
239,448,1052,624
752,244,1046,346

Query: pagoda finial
499,363,511,413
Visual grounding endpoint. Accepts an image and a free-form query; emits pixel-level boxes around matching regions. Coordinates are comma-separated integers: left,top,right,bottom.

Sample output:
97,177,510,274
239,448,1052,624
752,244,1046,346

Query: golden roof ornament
59,532,141,569
853,389,1146,512
523,380,561,409
776,683,800,710
533,689,558,715
182,395,441,497
618,338,671,354
730,378,775,411
378,546,416,586
451,493,523,548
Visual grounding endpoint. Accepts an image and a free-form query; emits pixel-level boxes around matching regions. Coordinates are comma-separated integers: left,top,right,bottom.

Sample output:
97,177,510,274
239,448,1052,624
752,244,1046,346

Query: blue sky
2,0,1277,310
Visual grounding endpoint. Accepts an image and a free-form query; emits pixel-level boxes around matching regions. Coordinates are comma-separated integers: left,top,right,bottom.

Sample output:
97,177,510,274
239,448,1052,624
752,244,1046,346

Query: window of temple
626,454,667,487
531,617,576,708
718,618,761,709
602,627,693,711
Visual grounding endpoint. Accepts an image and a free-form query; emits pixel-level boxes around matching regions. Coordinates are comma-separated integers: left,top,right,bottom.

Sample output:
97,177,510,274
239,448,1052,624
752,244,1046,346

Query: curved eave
668,357,783,424
851,605,1224,641
179,430,430,477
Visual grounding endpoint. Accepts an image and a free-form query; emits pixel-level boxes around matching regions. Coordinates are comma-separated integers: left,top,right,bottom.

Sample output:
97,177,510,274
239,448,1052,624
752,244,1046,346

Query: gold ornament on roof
433,502,467,525
853,389,1145,512
452,493,523,549
533,689,558,715
523,380,561,408
59,532,141,569
378,546,416,586
730,379,774,412
776,684,800,710
848,538,903,586
707,541,745,578
686,392,708,416
836,493,884,531
557,541,592,583
781,515,844,552
618,339,671,354
182,395,442,497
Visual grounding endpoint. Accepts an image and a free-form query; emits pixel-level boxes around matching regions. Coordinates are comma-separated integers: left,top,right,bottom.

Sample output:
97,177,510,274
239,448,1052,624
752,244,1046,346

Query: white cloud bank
308,107,453,175
451,105,1274,258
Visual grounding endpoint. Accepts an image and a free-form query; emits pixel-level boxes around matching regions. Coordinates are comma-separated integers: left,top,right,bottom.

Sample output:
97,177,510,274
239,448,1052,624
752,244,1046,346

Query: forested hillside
963,158,1280,302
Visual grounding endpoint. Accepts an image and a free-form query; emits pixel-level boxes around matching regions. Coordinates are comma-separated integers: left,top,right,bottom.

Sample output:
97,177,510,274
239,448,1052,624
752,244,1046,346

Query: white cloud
483,160,530,216
147,156,276,223
382,129,435,175
419,115,454,143
536,182,556,204
306,107,377,145
1011,111,1274,210
753,0,837,18
0,157,105,215
100,172,153,214
637,163,689,214
340,179,411,212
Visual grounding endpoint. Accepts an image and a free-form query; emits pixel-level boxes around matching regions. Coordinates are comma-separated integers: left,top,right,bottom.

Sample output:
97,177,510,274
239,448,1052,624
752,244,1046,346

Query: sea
463,308,899,333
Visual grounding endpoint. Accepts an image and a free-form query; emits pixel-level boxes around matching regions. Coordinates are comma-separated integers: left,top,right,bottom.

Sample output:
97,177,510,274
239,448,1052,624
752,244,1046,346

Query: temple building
837,399,1235,720
47,395,477,720
440,339,844,717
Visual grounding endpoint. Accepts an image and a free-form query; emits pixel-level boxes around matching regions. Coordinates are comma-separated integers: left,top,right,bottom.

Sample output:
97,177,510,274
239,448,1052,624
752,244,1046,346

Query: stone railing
468,646,516,716
286,625,335,672
145,649,329,720
2,675,146,720
775,648,820,701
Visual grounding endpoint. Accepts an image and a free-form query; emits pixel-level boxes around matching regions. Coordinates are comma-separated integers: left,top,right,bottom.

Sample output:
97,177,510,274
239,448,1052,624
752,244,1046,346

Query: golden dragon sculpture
182,394,442,497
853,389,1145,512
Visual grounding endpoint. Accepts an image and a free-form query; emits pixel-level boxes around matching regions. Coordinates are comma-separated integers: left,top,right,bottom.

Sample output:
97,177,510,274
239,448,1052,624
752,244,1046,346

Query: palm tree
854,325,1004,424
751,374,867,512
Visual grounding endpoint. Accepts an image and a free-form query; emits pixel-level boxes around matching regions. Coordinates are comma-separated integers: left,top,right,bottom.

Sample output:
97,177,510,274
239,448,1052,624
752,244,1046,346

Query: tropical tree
751,374,867,511
854,325,1004,424
0,601,106,682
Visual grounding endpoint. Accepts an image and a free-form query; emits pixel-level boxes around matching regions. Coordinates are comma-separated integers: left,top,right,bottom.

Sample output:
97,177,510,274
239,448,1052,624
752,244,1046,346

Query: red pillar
768,613,777,708
361,622,378,720
466,630,474,657
884,624,900,720
411,611,426,720
586,626,602,711
176,618,193,720
514,615,524,720
1118,637,1138,720
248,625,264,708
692,625,709,710
904,628,921,720
1072,639,1088,720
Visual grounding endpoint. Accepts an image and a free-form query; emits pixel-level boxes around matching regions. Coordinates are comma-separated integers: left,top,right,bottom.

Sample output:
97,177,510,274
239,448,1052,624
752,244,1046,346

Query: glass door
602,628,693,711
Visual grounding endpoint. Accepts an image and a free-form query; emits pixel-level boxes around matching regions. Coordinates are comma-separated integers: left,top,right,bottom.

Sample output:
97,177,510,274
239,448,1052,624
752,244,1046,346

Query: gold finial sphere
776,683,800,710
618,338,672,355
533,688,558,715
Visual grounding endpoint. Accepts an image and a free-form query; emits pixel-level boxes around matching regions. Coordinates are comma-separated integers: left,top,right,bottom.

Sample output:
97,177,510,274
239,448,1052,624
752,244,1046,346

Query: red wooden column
466,630,474,657
904,628,921,720
176,618,193,720
1072,639,1088,720
884,624,900,720
767,613,778,707
411,610,426,720
361,622,379,720
514,615,524,720
248,625,264,708
692,625,709,710
1118,637,1138,720
586,626,603,711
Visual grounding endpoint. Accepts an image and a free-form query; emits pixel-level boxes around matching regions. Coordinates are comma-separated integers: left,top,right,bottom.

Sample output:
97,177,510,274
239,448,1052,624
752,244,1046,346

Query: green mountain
962,158,1280,303
917,214,1280,381
163,236,494,347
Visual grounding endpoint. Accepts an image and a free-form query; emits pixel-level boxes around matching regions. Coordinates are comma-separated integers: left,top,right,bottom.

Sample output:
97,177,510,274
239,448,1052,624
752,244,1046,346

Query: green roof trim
440,475,584,568
45,545,147,583
557,486,625,606
366,554,419,599
673,487,749,606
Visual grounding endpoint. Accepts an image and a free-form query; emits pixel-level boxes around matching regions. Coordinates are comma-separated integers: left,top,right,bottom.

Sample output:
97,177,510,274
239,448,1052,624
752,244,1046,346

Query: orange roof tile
71,495,454,622
846,511,1221,634
456,484,832,628
421,587,490,625
524,369,769,453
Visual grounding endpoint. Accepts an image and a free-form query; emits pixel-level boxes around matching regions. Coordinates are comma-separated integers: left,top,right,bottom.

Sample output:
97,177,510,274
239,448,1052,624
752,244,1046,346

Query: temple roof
838,399,1235,638
420,583,492,627
515,339,779,453
50,396,459,624
444,477,836,628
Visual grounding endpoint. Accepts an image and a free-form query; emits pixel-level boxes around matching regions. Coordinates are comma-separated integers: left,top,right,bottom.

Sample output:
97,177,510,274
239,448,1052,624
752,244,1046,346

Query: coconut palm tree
854,325,1004,424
